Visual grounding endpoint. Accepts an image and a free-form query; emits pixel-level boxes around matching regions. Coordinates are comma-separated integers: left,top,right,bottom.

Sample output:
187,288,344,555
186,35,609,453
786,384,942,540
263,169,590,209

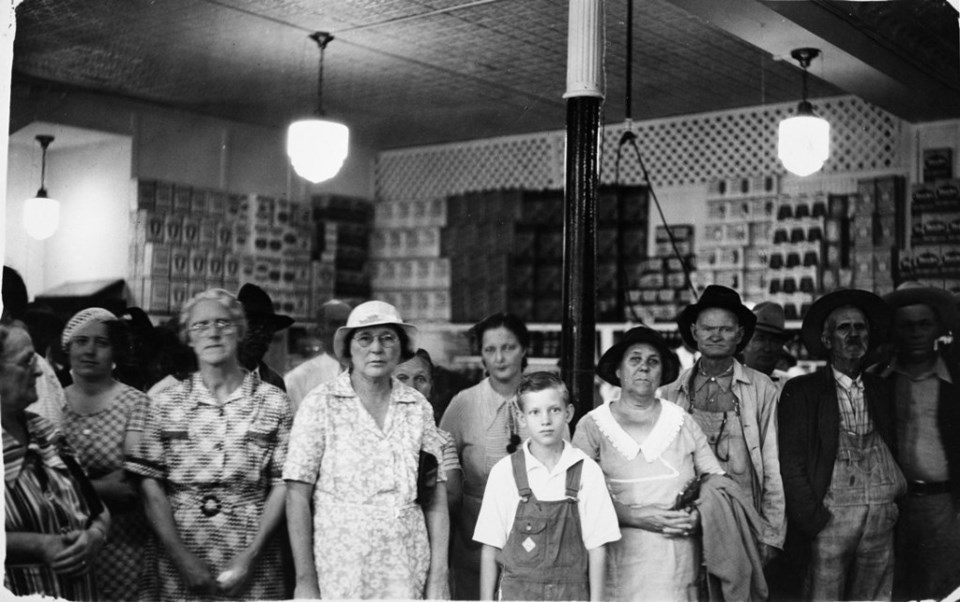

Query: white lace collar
592,399,685,463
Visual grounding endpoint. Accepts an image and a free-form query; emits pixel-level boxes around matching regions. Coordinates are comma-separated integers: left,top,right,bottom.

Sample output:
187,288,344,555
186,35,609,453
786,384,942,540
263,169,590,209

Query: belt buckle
200,494,222,517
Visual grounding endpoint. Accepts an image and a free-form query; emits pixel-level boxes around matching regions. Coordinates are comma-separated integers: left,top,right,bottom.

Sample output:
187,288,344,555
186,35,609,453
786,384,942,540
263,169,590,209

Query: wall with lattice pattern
376,95,905,200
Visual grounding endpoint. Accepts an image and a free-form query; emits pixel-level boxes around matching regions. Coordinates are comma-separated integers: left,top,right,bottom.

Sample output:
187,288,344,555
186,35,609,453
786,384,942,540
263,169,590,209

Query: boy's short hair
516,371,569,410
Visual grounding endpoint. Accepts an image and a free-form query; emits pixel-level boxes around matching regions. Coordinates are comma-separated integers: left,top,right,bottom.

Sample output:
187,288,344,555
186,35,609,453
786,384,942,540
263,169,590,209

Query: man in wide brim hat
596,326,680,387
676,285,757,353
800,288,891,359
882,281,960,335
875,282,960,599
660,284,784,559
778,288,902,601
238,283,295,331
237,283,295,391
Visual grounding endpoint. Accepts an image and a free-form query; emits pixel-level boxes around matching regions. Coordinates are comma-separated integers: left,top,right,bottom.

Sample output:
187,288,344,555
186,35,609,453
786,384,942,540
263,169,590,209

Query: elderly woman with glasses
284,301,449,600
572,327,724,601
125,288,292,600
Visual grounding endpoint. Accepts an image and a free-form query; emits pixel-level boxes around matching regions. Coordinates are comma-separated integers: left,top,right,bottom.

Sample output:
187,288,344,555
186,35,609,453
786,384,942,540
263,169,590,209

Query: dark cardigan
777,367,898,540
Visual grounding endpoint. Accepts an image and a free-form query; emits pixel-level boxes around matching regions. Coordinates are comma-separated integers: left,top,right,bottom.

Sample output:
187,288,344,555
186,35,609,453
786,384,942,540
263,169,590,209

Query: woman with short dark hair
61,307,151,601
440,312,536,599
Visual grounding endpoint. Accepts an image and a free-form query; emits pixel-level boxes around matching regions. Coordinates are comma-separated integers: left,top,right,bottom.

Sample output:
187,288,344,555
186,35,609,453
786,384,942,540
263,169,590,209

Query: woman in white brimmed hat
283,300,449,600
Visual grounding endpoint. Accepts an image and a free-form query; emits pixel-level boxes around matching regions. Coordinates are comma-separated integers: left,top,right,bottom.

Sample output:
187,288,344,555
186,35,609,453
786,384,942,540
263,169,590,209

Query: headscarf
61,308,118,352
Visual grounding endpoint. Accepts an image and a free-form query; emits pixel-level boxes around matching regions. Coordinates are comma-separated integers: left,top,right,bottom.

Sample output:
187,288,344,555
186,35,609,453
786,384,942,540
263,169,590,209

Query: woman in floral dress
61,307,151,601
126,288,291,600
284,300,449,599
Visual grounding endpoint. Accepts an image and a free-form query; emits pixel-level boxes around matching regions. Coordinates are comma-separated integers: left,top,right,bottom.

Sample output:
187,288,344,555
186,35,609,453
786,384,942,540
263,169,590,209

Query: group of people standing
2,262,959,601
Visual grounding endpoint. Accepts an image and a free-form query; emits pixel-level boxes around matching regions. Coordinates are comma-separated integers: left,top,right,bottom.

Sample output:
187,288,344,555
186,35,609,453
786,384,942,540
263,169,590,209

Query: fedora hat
883,281,960,334
237,284,294,331
333,300,418,361
596,326,680,387
752,302,788,338
677,285,757,353
800,289,890,359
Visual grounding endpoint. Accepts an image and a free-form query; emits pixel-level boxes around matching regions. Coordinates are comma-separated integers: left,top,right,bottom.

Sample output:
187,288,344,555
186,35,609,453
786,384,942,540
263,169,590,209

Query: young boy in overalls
473,372,620,601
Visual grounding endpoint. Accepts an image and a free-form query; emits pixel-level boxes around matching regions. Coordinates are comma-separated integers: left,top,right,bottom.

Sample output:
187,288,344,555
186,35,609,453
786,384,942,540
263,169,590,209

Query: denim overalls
805,415,906,600
496,449,589,601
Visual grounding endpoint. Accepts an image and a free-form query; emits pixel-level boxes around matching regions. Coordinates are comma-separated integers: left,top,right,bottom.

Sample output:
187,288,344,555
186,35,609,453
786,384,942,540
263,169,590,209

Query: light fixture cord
311,32,334,117
614,0,698,314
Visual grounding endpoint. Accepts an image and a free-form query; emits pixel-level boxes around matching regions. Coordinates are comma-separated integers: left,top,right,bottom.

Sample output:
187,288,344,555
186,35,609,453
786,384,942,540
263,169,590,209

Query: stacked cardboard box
442,190,522,322
312,194,374,308
370,198,450,321
130,180,248,315
627,226,694,323
851,176,906,294
904,179,960,295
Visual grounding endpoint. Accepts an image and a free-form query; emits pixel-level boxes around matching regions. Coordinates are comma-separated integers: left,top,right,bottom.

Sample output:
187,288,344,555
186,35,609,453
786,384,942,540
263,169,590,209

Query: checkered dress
63,384,151,602
126,372,291,601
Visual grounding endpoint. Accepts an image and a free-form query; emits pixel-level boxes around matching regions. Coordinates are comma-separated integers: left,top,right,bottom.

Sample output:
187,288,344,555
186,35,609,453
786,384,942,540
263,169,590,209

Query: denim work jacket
660,359,786,549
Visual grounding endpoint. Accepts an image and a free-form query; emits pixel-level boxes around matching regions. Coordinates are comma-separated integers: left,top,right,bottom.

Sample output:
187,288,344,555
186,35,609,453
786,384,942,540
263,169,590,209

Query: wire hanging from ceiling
614,0,699,318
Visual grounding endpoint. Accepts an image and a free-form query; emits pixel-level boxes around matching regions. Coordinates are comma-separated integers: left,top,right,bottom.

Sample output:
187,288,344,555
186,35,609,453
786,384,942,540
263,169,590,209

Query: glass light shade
287,119,349,184
23,195,60,241
778,113,831,177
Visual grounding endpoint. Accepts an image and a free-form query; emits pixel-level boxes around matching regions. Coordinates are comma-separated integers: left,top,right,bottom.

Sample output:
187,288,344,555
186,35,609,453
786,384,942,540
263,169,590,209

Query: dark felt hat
596,326,680,387
237,284,294,331
800,289,890,358
883,281,960,334
676,285,757,353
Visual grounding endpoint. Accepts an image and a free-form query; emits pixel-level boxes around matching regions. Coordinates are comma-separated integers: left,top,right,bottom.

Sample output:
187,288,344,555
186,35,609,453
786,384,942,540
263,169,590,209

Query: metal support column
561,0,604,427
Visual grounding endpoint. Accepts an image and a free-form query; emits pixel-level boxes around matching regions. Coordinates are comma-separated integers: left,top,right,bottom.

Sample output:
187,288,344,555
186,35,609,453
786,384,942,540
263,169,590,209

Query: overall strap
510,449,533,500
565,459,584,500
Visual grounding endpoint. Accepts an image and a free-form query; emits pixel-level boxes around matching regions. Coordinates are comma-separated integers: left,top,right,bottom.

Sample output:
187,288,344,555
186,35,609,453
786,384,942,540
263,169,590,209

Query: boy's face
518,387,572,448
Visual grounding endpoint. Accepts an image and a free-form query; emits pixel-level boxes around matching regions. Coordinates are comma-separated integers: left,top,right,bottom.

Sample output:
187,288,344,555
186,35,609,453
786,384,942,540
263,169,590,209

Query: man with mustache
875,283,960,600
778,290,905,601
660,285,785,564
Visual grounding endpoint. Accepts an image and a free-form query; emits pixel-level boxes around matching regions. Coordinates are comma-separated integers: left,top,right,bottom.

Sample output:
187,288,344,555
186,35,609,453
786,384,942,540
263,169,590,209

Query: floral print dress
283,372,447,600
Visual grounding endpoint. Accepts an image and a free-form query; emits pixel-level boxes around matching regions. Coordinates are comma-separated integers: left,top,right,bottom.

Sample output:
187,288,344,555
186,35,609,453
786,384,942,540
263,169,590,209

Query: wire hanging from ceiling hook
615,0,698,314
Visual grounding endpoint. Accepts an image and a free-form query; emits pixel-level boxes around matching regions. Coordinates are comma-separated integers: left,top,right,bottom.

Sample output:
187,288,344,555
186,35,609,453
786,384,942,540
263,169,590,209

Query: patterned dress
572,400,725,602
283,372,447,600
125,372,291,601
4,413,100,600
63,382,151,602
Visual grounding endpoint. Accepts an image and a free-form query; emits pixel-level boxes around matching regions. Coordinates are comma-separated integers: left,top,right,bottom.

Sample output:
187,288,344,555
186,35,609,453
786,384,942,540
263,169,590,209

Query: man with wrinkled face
778,290,903,602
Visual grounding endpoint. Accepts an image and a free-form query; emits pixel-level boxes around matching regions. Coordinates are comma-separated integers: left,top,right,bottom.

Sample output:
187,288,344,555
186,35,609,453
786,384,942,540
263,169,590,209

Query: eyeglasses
188,319,237,335
354,332,399,348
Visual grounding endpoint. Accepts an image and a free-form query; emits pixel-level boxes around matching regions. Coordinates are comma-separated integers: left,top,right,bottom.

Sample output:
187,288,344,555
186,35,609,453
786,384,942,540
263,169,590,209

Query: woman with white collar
572,326,724,601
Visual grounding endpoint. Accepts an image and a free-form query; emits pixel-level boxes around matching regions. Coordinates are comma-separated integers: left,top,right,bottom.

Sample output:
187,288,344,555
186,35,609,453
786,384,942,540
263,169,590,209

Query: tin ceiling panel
12,0,957,150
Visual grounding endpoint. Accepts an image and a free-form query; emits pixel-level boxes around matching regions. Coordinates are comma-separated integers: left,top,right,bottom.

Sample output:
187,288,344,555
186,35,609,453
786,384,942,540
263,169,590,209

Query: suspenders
509,448,584,502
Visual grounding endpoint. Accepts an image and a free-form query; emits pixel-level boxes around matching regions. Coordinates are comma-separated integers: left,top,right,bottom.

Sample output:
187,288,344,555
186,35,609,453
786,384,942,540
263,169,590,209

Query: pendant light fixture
23,135,60,241
778,48,830,177
287,31,349,184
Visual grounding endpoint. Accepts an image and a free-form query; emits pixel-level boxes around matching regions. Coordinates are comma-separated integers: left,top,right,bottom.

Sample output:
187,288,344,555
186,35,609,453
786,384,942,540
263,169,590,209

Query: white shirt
284,352,344,413
473,439,621,551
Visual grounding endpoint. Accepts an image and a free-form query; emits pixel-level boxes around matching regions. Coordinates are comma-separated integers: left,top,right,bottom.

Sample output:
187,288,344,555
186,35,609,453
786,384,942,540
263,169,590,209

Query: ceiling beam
663,0,960,123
